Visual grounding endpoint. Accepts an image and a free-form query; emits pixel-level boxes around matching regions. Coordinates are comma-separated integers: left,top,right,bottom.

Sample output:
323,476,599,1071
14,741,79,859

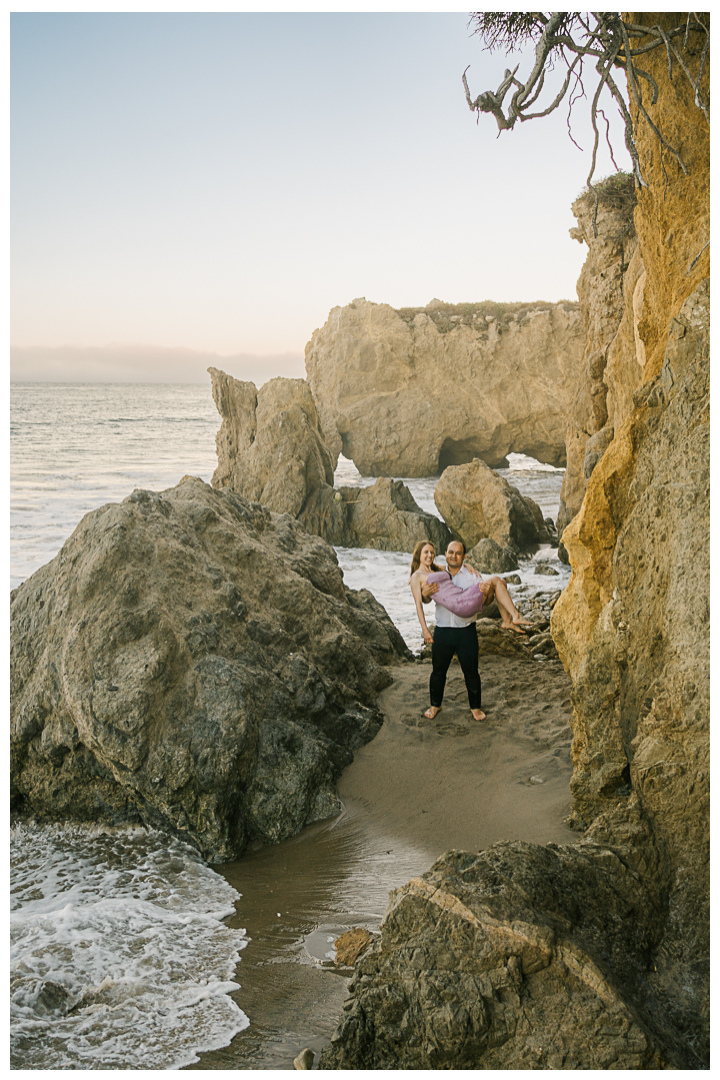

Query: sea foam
10,821,248,1070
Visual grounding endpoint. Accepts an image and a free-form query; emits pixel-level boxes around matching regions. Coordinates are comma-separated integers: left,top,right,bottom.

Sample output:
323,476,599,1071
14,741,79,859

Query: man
422,540,487,722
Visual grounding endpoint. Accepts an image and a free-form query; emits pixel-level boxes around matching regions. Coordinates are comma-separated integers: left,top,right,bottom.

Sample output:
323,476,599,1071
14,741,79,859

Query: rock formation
209,366,450,555
556,174,642,553
319,13,710,1069
305,298,584,476
434,459,550,552
301,478,451,553
209,367,334,518
10,477,411,862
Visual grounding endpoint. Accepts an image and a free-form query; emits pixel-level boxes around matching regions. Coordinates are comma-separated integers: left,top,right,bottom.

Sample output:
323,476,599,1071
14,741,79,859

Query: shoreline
189,650,575,1070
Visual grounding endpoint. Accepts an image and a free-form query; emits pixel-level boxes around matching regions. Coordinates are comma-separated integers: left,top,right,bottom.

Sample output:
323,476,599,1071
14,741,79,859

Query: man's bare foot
471,708,486,722
423,706,441,719
500,621,526,635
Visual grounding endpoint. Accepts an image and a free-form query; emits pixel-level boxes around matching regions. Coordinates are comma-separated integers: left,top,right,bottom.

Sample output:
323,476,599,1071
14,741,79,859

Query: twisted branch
464,13,709,190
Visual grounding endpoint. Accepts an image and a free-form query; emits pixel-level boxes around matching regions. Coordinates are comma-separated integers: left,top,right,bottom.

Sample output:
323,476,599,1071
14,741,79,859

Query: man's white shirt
433,565,479,628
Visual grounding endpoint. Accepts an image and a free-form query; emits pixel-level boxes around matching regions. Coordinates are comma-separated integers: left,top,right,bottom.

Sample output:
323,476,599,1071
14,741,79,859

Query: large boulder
434,459,549,552
209,367,334,517
10,477,411,862
302,478,451,553
319,839,672,1069
305,298,585,476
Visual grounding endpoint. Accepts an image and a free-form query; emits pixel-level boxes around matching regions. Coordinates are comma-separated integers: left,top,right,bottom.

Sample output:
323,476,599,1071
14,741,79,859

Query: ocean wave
10,821,249,1070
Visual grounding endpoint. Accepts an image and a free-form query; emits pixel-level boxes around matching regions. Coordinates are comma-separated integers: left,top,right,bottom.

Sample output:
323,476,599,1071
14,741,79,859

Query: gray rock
301,478,451,553
465,538,518,574
503,574,522,585
10,477,410,861
534,564,559,576
318,841,675,1069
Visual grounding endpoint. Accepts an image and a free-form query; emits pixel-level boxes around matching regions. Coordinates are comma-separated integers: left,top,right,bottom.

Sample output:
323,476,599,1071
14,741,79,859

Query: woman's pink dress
426,570,484,617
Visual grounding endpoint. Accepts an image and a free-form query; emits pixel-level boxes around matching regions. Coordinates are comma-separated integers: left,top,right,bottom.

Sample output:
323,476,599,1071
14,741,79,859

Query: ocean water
10,382,568,1068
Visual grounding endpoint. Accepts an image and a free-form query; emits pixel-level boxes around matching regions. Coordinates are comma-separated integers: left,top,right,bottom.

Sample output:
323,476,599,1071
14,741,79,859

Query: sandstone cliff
556,175,642,550
305,298,584,476
320,12,709,1069
10,477,411,862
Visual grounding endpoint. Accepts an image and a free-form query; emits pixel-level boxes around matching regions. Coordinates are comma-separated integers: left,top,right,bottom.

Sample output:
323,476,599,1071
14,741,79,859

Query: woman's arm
410,573,434,643
428,571,484,618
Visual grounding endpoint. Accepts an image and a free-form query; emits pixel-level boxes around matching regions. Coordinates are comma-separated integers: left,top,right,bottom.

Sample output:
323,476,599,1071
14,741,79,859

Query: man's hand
421,581,440,602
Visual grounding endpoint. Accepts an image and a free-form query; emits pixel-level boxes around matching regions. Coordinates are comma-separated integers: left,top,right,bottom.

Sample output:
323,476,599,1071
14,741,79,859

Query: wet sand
188,652,575,1071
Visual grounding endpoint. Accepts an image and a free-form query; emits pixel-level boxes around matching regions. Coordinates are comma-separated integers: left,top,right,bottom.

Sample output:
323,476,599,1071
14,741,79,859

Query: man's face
446,542,465,569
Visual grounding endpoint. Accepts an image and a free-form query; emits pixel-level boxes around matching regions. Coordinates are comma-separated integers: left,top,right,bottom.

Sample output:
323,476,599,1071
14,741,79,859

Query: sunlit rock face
10,477,410,862
305,297,584,477
557,178,642,549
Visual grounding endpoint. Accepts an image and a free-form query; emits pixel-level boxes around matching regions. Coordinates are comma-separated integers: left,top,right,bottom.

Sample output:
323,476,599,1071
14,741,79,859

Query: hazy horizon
12,12,629,383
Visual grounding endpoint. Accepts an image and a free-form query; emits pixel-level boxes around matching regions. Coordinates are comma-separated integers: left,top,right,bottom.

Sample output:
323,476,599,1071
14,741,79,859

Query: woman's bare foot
471,708,486,721
512,616,536,629
500,621,527,635
423,706,441,719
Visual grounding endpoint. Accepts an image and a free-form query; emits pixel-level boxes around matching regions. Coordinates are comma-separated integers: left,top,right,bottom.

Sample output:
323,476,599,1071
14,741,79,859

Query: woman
410,539,534,643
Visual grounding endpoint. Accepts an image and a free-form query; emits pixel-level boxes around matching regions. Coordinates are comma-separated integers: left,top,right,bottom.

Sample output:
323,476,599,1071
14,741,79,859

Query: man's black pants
430,624,482,709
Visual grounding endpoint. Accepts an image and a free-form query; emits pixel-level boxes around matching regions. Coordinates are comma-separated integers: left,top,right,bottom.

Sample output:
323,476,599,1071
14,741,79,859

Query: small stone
535,564,560,576
505,574,522,585
294,1048,315,1069
530,775,545,784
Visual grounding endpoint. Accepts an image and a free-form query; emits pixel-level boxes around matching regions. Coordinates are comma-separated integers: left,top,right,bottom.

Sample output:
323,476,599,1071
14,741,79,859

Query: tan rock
552,15,709,1060
434,459,548,552
556,177,640,545
334,928,375,967
209,367,334,517
305,298,584,477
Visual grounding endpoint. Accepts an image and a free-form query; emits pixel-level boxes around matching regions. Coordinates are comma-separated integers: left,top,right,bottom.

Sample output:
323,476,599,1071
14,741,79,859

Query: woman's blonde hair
410,539,440,578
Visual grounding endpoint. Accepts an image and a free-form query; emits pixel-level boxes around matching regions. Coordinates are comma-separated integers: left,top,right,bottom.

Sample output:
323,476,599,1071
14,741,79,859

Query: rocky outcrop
209,367,450,555
320,842,672,1069
556,175,641,551
10,477,411,862
320,13,710,1070
301,478,451,553
209,367,334,518
434,459,550,552
305,298,584,476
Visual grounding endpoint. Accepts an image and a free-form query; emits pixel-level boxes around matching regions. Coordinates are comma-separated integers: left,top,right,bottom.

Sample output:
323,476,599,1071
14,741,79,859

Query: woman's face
420,544,435,567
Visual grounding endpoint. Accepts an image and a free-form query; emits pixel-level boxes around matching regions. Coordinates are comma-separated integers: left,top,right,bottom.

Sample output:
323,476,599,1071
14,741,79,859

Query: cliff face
552,10,710,1057
556,177,641,546
305,298,584,476
320,13,709,1069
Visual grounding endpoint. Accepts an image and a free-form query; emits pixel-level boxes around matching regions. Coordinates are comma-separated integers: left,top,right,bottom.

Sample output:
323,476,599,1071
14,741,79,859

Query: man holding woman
409,538,533,722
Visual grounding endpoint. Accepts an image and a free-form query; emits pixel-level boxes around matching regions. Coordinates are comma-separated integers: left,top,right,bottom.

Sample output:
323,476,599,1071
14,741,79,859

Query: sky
11,10,631,383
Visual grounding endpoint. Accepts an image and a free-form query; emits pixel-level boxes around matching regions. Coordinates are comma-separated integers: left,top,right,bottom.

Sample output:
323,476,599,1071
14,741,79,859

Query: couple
410,539,533,722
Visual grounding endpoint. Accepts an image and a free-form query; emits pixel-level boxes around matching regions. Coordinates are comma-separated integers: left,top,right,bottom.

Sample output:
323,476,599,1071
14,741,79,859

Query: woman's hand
465,563,482,578
423,628,434,644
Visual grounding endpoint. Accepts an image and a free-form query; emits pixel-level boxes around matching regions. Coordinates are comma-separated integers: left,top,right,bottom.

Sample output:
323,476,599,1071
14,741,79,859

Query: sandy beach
189,649,575,1070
